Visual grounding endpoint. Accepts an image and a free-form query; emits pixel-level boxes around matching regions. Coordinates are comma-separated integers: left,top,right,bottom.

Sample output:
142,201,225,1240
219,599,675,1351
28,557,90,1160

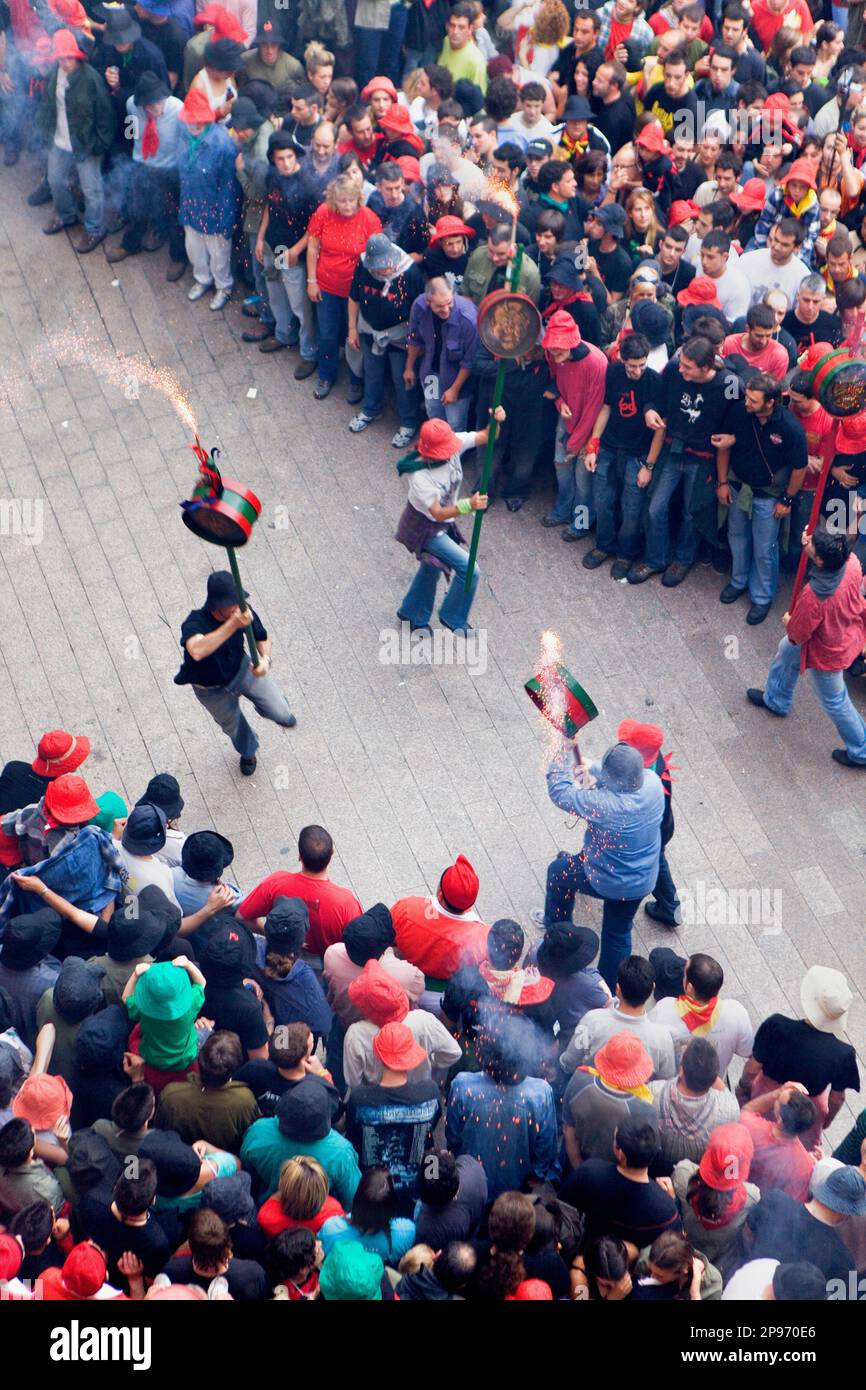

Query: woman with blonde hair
306,173,382,399
257,1155,345,1239
305,41,335,99
624,187,662,263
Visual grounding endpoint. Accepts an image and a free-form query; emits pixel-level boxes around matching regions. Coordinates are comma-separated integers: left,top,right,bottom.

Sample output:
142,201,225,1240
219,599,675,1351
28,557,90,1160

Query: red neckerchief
142,113,160,159
542,290,591,319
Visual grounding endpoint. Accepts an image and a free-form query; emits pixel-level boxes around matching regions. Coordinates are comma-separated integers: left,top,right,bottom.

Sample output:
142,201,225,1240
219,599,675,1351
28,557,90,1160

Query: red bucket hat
617,719,664,767
51,27,88,60
667,199,700,228
32,729,91,778
62,1243,107,1298
377,104,424,150
372,1021,427,1072
13,1073,73,1131
594,1031,654,1089
440,854,479,911
43,774,99,826
636,123,670,156
195,2,247,40
730,177,766,212
834,409,866,455
781,157,817,191
677,275,722,308
361,75,398,103
394,155,422,184
179,88,217,124
699,1122,754,1190
542,308,581,352
429,215,475,246
348,958,410,1026
418,417,461,461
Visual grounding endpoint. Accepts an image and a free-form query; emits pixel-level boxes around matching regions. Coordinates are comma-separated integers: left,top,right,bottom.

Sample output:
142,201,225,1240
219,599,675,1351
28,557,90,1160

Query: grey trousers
193,660,295,758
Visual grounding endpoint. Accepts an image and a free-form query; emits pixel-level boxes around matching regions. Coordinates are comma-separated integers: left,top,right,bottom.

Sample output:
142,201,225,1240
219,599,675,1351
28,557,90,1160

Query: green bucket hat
89,790,129,833
319,1243,383,1301
134,961,193,1021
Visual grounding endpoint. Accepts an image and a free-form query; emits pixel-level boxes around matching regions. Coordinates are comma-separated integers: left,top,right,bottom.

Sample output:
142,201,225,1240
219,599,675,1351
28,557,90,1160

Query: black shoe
28,180,52,207
313,378,333,399
239,755,257,776
166,260,186,282
241,326,273,343
284,714,298,728
610,557,631,580
397,611,432,635
294,358,318,380
645,900,683,928
662,561,691,587
627,561,663,585
43,216,73,235
746,687,784,716
582,547,610,570
561,529,587,543
540,514,566,528
712,547,730,574
346,382,363,405
505,498,524,512
831,749,866,768
848,655,866,677
259,338,288,353
719,583,746,604
746,602,771,625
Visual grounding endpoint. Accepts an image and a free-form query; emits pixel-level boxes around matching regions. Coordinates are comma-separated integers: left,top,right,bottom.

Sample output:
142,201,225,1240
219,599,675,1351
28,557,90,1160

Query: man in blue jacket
535,738,664,989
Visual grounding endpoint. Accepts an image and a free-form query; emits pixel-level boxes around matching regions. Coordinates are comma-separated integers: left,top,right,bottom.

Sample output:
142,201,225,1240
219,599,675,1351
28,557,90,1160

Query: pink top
548,343,609,455
721,333,789,380
323,944,425,1027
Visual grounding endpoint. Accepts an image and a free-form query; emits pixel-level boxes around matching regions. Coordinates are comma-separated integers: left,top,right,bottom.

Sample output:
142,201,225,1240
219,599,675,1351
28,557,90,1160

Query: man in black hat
135,773,184,865
172,831,239,916
131,0,187,89
175,571,296,777
89,886,176,1008
0,911,63,1047
93,3,170,230
240,20,303,91
105,70,186,276
556,95,610,163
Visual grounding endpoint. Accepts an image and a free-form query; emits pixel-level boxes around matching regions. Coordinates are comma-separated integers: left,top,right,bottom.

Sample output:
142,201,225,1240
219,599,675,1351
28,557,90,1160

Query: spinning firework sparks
524,631,599,764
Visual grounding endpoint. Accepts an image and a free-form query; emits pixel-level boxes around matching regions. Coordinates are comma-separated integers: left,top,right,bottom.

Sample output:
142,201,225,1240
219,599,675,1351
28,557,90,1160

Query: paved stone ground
1,164,865,1146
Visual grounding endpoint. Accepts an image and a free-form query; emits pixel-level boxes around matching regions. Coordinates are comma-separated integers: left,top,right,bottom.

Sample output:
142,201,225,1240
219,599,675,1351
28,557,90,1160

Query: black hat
454,78,484,119
242,79,278,119
682,303,729,336
526,137,553,160
202,921,256,984
140,1129,201,1197
648,946,685,1002
102,6,141,44
277,1076,331,1140
137,773,183,821
562,95,593,122
181,830,234,881
487,918,524,970
122,802,167,856
134,70,170,107
252,20,283,47
268,129,297,158
74,1005,130,1071
264,897,308,955
630,299,674,349
204,37,243,72
549,249,586,291
537,924,599,978
106,895,172,962
343,903,395,966
206,570,246,608
53,957,105,1023
200,1170,256,1225
65,1129,122,1195
227,96,264,131
0,908,62,970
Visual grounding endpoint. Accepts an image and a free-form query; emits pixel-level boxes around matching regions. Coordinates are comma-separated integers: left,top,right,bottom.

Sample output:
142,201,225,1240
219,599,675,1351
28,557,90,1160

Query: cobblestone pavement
1,167,865,1143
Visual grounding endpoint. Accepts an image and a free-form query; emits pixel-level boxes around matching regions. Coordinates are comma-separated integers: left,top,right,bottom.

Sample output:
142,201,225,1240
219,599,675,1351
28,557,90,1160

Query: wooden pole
787,453,834,615
227,545,260,665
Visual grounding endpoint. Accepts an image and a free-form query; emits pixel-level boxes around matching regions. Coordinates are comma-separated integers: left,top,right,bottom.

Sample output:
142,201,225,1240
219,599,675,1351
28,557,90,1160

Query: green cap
89,790,129,833
134,961,192,1021
318,1242,384,1301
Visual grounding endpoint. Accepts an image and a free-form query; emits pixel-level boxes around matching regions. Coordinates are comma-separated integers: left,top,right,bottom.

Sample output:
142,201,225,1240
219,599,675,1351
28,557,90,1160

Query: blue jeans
315,290,359,386
782,488,814,574
543,851,644,990
122,163,185,260
653,848,680,919
764,635,866,762
192,659,296,759
361,338,420,429
550,418,595,533
268,262,317,358
727,490,781,606
399,530,479,632
645,452,704,570
354,4,409,87
594,448,645,558
426,393,471,431
249,233,275,329
47,145,104,237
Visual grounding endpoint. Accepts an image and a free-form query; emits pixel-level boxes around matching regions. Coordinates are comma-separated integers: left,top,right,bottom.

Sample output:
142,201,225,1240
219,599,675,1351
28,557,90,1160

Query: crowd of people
2,0,866,1304
0,723,864,1303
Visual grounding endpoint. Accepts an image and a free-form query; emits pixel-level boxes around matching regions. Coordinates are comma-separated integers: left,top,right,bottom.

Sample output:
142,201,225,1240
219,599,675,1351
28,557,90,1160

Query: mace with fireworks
525,629,599,762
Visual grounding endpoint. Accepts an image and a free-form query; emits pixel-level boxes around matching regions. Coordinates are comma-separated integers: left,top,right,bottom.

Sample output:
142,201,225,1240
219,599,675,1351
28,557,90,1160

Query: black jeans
122,163,186,260
472,367,548,501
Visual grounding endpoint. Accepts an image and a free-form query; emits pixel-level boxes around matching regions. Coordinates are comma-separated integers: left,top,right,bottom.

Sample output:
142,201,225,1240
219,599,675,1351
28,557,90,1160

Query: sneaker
188,281,212,301
391,426,416,449
28,180,52,207
73,230,105,254
530,908,547,929
239,755,257,776
313,378,333,399
349,412,377,432
166,260,186,282
294,359,318,381
209,289,231,311
582,547,610,570
105,244,132,263
610,557,631,580
831,749,866,768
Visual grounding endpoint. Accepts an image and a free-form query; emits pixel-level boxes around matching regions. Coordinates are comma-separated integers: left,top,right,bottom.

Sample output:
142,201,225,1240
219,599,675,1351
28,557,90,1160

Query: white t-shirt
721,1258,779,1300
709,262,751,323
407,433,475,520
512,110,557,141
736,247,811,309
55,67,72,153
157,827,186,869
647,996,754,1076
118,846,181,906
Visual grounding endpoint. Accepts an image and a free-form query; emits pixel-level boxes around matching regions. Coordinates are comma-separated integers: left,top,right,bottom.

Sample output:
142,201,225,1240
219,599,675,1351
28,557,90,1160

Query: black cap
204,37,243,72
0,908,62,970
181,830,234,881
140,1129,201,1197
53,957,105,1024
264,897,308,954
227,96,264,131
137,773,183,821
526,138,553,159
206,570,247,608
202,921,256,983
343,903,395,966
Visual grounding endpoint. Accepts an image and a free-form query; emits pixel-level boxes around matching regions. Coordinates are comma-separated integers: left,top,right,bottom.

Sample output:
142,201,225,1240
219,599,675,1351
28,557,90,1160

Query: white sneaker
391,426,416,449
188,281,212,301
348,412,376,433
530,908,547,929
209,289,231,311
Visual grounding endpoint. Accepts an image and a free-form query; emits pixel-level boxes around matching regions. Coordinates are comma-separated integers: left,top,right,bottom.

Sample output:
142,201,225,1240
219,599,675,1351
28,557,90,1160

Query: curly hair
531,0,570,46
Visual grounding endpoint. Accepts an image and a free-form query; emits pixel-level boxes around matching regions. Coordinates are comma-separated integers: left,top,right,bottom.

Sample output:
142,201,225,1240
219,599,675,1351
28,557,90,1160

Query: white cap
800,965,852,1038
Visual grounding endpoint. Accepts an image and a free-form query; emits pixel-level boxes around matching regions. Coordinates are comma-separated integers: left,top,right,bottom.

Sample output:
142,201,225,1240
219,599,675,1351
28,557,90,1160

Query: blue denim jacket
406,293,478,394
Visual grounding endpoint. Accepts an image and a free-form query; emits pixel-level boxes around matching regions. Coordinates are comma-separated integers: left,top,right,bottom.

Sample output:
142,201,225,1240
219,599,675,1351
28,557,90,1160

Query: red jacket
391,895,489,980
547,343,608,456
787,554,866,672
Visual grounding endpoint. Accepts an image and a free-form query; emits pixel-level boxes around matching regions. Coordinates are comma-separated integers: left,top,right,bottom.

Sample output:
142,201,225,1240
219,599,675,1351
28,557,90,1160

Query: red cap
763,91,791,115
667,199,700,228
32,729,90,778
595,1031,654,1089
429,214,476,245
0,1235,22,1282
179,88,217,125
13,1073,73,1131
636,123,670,155
835,409,866,455
195,3,248,40
730,177,766,212
617,719,664,767
62,1243,107,1298
418,417,461,461
347,958,410,1027
782,157,817,191
511,1279,554,1300
372,1021,427,1072
361,75,398,102
51,27,87,60
43,774,99,826
440,854,479,911
394,155,422,184
677,275,722,309
699,1122,753,1190
542,308,581,351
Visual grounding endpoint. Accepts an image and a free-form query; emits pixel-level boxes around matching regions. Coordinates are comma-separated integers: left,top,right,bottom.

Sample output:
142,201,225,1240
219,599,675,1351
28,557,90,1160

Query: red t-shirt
257,1193,345,1240
738,1110,815,1202
790,402,837,488
751,0,813,53
237,872,362,957
307,203,382,298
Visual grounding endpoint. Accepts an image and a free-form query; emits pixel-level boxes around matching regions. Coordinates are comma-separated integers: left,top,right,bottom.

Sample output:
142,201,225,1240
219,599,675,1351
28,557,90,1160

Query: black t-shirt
162,1252,268,1301
0,761,49,816
560,1160,679,1247
422,244,470,291
601,361,662,454
659,359,739,454
752,1015,860,1096
366,194,429,257
658,256,695,297
202,983,269,1055
673,159,709,202
745,1189,855,1283
20,1240,64,1281
551,40,602,98
723,400,808,493
175,606,267,689
414,1154,487,1247
281,115,319,156
78,1196,174,1284
265,169,319,256
349,260,425,331
642,83,698,139
593,96,635,154
345,1081,440,1196
781,308,843,356
588,238,632,295
523,1247,571,1300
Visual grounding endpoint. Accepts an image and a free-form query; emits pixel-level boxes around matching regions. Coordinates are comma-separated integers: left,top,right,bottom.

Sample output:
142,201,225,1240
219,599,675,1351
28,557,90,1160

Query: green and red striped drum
525,664,599,738
798,342,866,418
180,441,262,548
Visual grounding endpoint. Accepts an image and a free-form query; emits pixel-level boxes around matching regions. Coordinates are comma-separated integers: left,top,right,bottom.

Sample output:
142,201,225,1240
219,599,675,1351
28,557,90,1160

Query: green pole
227,544,260,665
464,241,523,593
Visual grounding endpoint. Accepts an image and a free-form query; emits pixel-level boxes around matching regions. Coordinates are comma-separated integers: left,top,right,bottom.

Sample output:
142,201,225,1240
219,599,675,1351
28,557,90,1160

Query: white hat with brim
800,965,852,1038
